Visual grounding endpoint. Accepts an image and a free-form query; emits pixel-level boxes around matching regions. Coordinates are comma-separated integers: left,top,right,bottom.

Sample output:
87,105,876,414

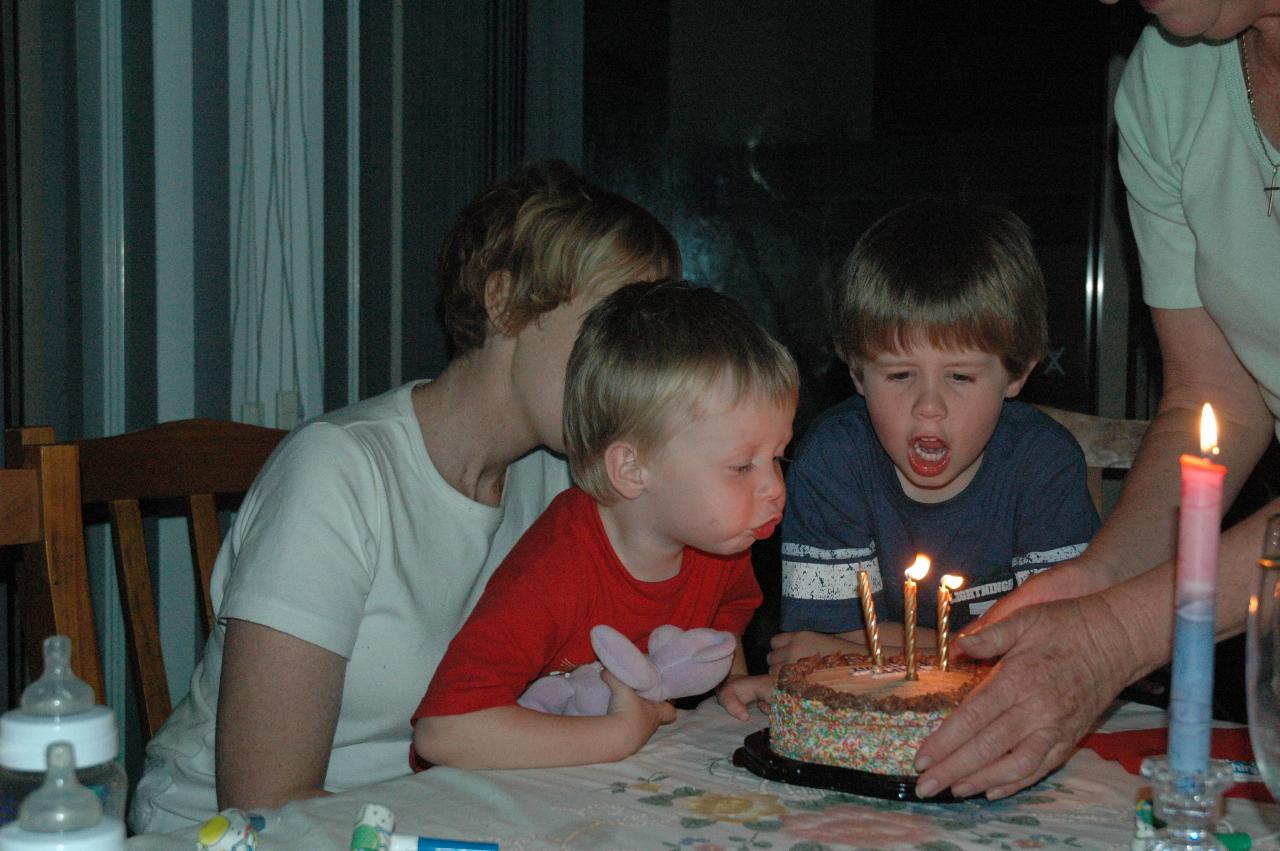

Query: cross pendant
1268,163,1279,217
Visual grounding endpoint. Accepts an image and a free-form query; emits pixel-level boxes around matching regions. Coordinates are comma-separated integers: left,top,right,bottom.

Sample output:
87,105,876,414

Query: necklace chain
1241,32,1280,217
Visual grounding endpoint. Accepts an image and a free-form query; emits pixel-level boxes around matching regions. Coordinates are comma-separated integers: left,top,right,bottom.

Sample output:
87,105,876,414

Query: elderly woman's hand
975,557,1122,628
912,591,1142,799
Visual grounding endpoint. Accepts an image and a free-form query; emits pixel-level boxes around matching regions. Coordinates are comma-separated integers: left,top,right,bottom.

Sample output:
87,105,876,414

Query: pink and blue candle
1168,404,1225,781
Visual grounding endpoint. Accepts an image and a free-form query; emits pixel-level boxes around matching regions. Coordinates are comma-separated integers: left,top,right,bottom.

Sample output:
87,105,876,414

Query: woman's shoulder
1121,24,1232,112
248,387,429,511
280,383,423,464
1131,23,1231,69
304,381,418,437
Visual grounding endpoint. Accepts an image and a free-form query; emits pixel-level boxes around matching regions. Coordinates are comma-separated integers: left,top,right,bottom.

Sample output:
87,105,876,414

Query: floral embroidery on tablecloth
676,791,790,825
603,764,1099,851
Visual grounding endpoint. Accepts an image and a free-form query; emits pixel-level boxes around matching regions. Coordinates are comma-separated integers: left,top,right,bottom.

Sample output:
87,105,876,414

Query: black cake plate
732,729,968,803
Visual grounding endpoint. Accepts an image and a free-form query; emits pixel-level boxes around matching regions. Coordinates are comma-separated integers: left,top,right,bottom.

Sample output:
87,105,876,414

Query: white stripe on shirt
1011,542,1087,567
1015,567,1049,585
782,558,881,600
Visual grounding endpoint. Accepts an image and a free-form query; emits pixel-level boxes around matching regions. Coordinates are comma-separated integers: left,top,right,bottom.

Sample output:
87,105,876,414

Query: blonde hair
565,280,799,503
437,160,681,355
831,197,1047,377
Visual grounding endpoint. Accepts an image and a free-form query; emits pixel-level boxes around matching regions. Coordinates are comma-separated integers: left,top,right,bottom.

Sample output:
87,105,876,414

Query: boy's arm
1010,421,1100,566
766,630,865,674
415,669,675,769
778,412,883,639
975,421,1107,625
767,623,932,674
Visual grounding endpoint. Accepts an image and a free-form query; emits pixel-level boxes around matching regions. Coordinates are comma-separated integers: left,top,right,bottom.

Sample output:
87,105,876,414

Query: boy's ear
848,364,866,395
483,270,516,335
1004,360,1037,398
604,440,647,500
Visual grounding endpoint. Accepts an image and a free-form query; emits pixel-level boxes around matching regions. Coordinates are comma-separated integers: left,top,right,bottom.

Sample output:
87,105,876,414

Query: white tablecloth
129,701,1280,850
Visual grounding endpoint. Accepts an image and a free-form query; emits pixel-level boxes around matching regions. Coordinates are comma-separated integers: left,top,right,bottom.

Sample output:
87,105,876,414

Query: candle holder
1139,756,1235,850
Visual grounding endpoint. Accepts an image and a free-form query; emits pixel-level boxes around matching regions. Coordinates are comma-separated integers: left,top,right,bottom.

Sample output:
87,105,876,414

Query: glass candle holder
1139,756,1235,851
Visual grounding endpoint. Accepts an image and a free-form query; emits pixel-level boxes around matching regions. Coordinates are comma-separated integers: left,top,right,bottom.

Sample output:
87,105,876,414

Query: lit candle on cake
936,574,965,672
904,555,931,681
856,570,883,668
1168,403,1225,781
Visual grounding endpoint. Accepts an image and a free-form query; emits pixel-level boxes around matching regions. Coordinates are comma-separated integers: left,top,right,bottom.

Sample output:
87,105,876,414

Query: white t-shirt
1116,25,1280,437
129,382,570,834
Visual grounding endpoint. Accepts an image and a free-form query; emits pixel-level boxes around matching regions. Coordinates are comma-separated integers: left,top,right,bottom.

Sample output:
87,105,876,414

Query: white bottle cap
0,709,117,772
0,818,126,850
0,743,125,850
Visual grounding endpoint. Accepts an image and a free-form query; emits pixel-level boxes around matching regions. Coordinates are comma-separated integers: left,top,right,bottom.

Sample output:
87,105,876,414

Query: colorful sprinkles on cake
769,652,985,776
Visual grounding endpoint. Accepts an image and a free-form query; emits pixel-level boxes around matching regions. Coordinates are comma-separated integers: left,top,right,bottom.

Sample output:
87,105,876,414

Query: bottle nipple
17,742,102,833
20,636,95,717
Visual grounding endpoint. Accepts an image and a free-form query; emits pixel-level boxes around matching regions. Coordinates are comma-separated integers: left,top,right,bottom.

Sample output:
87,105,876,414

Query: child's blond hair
832,197,1047,378
437,161,681,356
565,280,799,504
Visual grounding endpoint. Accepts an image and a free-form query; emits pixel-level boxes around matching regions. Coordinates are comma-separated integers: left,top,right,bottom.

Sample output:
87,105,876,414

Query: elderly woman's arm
979,306,1275,617
215,619,345,811
912,306,1277,799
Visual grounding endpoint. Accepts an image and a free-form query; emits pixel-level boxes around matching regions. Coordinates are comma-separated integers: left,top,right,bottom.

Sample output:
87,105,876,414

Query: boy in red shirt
412,280,797,769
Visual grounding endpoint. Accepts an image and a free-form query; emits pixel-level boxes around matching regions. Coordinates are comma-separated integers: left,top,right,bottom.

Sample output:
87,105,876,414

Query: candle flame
1200,403,1218,455
905,555,931,581
940,574,965,591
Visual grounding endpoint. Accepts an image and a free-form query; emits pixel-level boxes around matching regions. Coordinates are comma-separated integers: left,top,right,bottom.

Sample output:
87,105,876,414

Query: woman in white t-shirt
909,0,1280,802
130,161,683,833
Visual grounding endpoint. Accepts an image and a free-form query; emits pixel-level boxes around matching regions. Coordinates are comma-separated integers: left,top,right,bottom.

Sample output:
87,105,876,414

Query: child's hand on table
603,668,676,755
716,673,773,721
766,630,866,675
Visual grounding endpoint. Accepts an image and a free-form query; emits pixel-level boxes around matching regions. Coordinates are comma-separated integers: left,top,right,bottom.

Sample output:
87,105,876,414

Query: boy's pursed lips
751,516,783,539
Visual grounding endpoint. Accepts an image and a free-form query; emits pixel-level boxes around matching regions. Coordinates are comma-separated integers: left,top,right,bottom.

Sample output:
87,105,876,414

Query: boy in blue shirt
767,198,1099,675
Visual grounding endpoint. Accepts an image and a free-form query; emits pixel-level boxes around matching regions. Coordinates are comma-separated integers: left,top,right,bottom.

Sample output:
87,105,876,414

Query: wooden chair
10,419,286,738
2,428,103,701
1035,405,1150,516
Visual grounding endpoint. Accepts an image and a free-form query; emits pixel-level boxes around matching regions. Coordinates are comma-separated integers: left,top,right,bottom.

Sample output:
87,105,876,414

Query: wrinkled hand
913,593,1137,800
603,668,676,755
767,631,863,676
717,673,774,721
975,560,1116,630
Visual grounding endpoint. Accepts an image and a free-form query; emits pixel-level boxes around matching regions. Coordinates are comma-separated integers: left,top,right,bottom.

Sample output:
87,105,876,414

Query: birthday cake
768,652,985,776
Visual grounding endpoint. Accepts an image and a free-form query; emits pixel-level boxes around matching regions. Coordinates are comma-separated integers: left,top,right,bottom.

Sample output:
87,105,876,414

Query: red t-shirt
412,487,762,723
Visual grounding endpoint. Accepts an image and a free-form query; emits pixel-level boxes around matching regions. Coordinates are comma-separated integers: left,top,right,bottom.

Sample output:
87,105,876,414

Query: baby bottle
0,637,126,826
0,742,125,850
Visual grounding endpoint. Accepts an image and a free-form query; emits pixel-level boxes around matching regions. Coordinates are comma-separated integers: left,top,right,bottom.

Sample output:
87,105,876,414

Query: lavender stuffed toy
517,624,737,716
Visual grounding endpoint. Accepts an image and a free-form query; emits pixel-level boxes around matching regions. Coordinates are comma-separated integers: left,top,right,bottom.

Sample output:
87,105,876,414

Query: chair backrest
1035,405,1149,516
2,428,102,702
10,419,286,738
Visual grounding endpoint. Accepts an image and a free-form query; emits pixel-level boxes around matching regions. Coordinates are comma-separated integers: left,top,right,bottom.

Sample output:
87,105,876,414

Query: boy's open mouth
908,436,950,477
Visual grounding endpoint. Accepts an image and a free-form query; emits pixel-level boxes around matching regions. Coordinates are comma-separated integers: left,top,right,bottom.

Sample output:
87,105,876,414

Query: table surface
129,701,1280,851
